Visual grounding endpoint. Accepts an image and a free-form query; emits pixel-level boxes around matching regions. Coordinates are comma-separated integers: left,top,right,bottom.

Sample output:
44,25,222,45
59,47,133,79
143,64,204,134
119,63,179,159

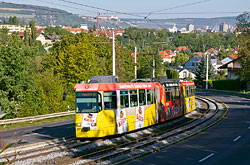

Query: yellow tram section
183,85,196,114
75,104,157,138
75,110,116,138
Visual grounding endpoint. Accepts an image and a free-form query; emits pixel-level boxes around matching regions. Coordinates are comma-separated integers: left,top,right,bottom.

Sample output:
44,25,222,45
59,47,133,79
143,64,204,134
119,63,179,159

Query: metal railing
0,111,75,125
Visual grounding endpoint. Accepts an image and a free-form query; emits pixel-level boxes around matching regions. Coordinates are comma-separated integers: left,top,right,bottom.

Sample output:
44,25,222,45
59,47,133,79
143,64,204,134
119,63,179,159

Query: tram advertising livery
73,76,195,138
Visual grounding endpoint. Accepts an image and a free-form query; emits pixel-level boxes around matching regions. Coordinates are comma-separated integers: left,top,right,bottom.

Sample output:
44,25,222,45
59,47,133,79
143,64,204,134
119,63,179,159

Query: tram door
155,85,161,123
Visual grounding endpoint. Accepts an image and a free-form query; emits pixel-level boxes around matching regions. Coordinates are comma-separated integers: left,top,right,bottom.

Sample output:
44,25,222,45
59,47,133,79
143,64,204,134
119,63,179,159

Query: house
158,49,176,63
206,48,218,55
93,29,125,39
219,55,240,79
170,67,195,80
193,52,203,56
184,55,222,73
175,46,188,53
184,56,202,71
36,34,46,45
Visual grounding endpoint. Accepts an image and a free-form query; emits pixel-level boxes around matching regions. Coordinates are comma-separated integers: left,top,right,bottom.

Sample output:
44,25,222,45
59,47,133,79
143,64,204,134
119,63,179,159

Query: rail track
0,96,227,165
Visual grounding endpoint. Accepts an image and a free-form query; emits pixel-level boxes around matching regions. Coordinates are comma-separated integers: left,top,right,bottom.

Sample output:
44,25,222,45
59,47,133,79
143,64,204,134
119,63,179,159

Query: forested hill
0,2,91,26
123,16,237,29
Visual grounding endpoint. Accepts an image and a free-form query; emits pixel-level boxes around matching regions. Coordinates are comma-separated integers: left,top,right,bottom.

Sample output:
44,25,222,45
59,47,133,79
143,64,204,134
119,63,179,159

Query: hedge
202,79,243,91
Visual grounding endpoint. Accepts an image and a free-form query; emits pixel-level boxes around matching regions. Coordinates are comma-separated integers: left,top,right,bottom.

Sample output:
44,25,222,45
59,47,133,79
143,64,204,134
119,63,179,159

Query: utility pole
134,47,137,79
112,30,115,76
206,53,209,89
152,55,155,79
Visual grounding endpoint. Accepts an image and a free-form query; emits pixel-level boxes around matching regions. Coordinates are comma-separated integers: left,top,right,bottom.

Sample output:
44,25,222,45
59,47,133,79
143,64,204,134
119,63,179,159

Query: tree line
0,12,249,119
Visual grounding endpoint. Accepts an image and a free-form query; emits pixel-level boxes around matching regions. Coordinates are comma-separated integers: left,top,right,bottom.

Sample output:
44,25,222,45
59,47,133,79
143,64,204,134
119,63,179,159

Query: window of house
183,71,187,78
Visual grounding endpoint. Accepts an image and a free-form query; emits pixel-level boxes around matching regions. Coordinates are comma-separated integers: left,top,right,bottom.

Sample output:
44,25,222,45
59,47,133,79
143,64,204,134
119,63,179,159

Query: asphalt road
0,119,75,146
128,92,250,165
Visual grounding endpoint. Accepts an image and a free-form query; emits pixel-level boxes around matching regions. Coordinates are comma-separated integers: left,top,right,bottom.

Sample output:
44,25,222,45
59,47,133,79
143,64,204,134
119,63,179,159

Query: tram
73,76,195,138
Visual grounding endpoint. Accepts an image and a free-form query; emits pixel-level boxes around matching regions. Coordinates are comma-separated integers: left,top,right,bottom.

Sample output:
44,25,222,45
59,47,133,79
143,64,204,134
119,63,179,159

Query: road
0,119,75,146
128,92,250,165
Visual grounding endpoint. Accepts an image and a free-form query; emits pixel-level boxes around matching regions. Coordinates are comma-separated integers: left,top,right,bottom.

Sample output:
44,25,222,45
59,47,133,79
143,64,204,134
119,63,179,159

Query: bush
202,79,242,91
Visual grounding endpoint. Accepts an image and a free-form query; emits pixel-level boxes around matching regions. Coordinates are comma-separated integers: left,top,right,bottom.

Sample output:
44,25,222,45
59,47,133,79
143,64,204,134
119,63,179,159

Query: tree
8,16,18,25
30,20,36,42
173,53,190,66
194,55,216,87
236,12,250,82
0,28,9,43
44,26,70,36
166,67,179,79
137,54,163,79
93,24,96,31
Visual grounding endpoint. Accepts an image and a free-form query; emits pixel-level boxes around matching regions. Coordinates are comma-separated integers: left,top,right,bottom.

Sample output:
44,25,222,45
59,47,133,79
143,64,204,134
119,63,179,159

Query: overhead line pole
135,47,137,79
206,53,209,89
112,30,115,76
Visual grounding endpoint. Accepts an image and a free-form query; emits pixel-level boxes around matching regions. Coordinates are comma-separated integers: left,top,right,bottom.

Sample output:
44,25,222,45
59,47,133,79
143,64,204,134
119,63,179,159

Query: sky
1,0,250,19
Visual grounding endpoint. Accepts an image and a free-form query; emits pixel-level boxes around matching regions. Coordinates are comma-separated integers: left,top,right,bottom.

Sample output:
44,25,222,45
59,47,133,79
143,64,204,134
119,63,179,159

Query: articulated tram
73,76,195,138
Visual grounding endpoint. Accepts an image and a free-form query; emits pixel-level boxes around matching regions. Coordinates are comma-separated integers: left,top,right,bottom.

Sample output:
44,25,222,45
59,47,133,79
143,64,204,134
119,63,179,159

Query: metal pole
153,55,155,79
135,46,137,79
206,54,209,89
112,30,115,76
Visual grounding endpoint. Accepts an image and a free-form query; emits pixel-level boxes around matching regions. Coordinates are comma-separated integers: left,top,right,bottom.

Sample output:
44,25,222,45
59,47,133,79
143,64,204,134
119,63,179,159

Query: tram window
176,87,180,99
130,90,138,107
187,86,190,97
120,90,129,108
166,91,171,101
147,89,153,105
191,87,193,96
139,89,146,106
104,91,117,110
75,92,102,113
171,88,176,100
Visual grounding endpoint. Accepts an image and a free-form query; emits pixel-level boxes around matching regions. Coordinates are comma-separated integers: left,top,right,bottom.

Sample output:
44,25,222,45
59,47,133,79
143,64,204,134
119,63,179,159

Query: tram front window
76,92,102,113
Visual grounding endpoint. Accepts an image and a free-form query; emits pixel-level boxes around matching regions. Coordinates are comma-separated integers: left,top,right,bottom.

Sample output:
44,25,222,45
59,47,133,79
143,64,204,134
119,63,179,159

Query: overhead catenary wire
36,0,96,14
58,0,145,19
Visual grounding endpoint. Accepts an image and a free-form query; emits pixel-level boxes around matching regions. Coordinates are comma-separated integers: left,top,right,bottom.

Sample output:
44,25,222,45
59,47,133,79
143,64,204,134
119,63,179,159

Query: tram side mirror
63,92,67,100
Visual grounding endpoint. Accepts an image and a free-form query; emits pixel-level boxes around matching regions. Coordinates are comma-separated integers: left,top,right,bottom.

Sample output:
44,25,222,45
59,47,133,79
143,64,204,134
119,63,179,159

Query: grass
197,88,250,99
0,115,75,131
0,13,35,18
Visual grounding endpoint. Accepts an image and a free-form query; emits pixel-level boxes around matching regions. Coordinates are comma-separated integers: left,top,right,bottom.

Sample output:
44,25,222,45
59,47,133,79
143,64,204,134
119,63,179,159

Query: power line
150,0,212,14
58,0,144,18
123,11,248,15
36,0,96,14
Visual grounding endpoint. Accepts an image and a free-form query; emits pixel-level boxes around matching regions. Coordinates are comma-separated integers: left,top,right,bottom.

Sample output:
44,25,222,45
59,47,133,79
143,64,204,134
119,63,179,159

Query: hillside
0,2,130,28
122,16,238,29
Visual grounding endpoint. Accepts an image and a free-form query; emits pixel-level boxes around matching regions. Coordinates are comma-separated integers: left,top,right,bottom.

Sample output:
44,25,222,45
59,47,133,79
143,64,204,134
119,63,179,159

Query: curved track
0,96,227,164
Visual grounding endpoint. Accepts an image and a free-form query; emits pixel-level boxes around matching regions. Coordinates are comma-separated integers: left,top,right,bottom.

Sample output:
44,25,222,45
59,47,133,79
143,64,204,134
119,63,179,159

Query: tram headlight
75,123,81,127
91,123,97,126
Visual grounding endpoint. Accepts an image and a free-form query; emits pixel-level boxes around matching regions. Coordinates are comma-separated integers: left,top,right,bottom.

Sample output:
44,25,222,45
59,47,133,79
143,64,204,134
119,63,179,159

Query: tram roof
74,82,158,92
180,81,195,86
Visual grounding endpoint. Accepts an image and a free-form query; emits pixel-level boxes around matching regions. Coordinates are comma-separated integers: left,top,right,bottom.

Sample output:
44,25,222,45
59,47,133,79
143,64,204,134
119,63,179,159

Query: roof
193,52,203,56
175,46,188,52
230,55,239,60
169,66,186,72
158,49,175,59
218,56,240,69
131,52,138,57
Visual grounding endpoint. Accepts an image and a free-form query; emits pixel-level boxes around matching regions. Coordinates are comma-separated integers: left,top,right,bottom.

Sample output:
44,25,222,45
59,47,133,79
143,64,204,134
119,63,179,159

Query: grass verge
197,88,250,99
0,115,75,131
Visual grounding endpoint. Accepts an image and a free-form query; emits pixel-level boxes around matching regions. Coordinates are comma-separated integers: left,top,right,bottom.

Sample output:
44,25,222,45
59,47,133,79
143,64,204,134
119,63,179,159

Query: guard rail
0,111,75,125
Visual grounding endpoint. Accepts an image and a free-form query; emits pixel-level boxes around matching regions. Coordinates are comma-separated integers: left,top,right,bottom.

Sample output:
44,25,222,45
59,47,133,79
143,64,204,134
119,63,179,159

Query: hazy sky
2,0,250,19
